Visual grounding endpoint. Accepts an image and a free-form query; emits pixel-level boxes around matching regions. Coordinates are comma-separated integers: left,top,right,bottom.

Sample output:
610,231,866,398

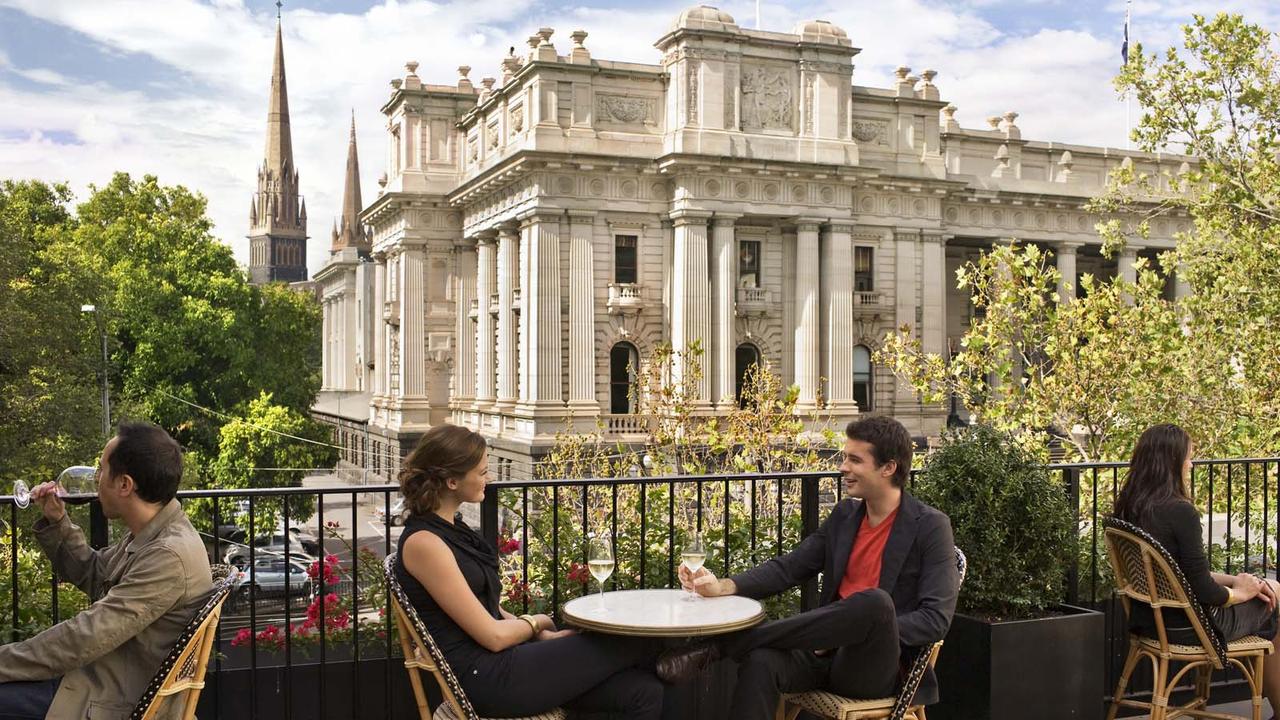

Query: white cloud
0,0,1277,275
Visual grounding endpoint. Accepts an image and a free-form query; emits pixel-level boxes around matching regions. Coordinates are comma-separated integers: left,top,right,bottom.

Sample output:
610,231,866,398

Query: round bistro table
561,588,766,637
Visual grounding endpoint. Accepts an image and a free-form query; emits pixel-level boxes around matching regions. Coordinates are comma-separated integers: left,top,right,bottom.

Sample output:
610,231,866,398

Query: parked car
233,554,314,599
372,497,407,528
222,528,320,569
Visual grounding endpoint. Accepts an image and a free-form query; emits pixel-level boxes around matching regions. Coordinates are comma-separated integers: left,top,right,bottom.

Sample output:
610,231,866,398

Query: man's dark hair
845,416,913,488
108,421,184,504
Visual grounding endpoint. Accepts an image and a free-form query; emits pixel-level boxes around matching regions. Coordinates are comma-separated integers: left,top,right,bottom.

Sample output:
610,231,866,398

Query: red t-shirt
837,507,900,599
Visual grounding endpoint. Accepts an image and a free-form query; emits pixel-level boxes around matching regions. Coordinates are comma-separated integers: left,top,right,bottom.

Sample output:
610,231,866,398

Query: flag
1121,3,1131,65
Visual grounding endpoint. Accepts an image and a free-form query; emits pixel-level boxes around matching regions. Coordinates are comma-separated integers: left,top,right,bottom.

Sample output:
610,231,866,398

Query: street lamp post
81,304,110,439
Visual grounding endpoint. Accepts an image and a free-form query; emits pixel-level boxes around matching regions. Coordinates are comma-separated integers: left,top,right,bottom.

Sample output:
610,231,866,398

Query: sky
1,0,1277,277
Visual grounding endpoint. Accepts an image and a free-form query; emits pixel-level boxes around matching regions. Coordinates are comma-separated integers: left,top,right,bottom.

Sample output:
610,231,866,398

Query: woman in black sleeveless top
393,424,664,718
1112,424,1280,710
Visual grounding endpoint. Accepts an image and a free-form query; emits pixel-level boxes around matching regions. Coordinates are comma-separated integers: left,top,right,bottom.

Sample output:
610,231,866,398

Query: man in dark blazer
659,416,959,720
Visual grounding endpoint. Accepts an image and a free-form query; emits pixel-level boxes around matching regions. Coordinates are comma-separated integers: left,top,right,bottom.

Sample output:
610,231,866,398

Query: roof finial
276,0,282,19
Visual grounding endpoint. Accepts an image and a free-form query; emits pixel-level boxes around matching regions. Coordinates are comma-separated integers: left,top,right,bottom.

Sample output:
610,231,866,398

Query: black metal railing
2,457,1278,718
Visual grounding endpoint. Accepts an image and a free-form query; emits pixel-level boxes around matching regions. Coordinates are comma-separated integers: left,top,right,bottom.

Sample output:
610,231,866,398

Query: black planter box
930,604,1105,720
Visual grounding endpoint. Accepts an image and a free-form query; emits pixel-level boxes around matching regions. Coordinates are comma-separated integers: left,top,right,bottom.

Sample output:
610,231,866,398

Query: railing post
1064,467,1081,606
800,475,820,611
89,500,108,549
481,482,499,550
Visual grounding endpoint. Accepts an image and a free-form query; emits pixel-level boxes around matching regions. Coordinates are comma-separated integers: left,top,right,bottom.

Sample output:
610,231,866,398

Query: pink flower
231,628,252,647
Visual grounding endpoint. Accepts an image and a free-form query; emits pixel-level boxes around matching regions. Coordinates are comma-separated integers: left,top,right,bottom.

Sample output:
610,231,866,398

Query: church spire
332,111,370,254
263,18,293,175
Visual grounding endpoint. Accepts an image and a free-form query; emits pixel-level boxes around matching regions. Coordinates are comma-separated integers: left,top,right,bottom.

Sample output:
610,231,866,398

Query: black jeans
460,632,664,719
0,678,60,720
720,589,900,720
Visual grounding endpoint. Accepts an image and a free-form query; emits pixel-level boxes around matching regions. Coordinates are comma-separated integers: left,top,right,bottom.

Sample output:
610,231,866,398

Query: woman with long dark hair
393,424,664,718
1113,423,1280,709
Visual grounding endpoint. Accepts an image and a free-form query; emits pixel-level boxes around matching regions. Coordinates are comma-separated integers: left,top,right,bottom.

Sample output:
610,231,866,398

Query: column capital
1118,243,1141,258
669,208,712,226
824,221,856,235
516,208,564,226
920,231,948,244
567,209,598,221
1054,239,1086,253
712,212,743,227
793,216,825,233
473,228,499,245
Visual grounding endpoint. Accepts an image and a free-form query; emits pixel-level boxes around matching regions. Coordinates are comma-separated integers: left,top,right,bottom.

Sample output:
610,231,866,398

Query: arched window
853,345,873,411
735,343,761,408
610,342,639,414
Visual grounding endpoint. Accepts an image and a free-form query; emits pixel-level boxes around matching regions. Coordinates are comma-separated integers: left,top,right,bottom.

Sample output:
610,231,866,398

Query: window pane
610,344,636,414
738,240,760,288
854,247,874,292
615,235,638,284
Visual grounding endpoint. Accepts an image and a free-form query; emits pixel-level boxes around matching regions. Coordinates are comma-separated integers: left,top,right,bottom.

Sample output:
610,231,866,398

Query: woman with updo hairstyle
393,424,665,718
1112,424,1280,709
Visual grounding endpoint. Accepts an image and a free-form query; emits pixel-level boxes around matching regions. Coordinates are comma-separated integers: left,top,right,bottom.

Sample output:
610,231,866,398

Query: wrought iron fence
2,457,1278,717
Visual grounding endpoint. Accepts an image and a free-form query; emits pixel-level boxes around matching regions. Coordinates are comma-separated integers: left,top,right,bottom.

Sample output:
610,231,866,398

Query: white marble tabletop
561,588,766,637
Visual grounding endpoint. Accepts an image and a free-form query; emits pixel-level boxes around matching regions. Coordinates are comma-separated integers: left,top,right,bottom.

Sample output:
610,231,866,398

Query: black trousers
720,588,900,720
460,632,664,719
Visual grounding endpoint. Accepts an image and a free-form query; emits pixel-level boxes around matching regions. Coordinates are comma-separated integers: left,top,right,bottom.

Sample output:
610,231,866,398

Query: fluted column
670,210,712,406
823,222,855,411
794,219,821,411
711,214,739,410
495,225,517,410
321,300,332,389
894,229,919,404
371,255,386,407
1119,245,1140,305
453,241,477,407
474,234,497,407
517,220,531,405
567,211,598,413
519,210,564,412
393,245,431,428
921,232,947,358
1055,240,1083,302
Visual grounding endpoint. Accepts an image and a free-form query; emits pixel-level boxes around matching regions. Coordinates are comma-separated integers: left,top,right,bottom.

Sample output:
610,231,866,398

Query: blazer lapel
826,499,864,599
878,492,922,594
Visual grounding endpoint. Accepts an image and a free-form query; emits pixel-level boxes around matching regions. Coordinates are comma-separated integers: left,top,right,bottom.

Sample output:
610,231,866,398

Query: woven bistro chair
383,553,567,720
1103,517,1273,720
129,564,237,720
777,547,968,720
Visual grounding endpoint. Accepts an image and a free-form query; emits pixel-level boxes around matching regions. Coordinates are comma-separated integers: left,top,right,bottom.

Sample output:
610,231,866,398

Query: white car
373,497,407,528
233,555,313,599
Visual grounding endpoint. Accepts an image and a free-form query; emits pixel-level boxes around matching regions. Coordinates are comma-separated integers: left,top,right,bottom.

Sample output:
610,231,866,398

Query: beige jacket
0,500,213,720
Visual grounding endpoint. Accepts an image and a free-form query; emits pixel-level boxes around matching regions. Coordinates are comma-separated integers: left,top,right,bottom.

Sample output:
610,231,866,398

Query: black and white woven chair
130,563,237,720
383,553,566,720
1103,517,1272,720
778,547,968,720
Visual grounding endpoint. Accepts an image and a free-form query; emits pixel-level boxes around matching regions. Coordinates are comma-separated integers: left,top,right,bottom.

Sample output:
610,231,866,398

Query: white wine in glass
680,532,707,601
12,465,98,510
588,537,614,611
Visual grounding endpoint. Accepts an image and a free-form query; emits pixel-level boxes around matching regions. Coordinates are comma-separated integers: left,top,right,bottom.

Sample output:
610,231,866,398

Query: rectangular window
738,240,760,288
854,247,874,292
615,235,638,284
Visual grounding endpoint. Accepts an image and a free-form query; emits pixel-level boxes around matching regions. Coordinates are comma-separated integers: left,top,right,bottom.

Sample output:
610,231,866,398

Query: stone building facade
314,6,1193,480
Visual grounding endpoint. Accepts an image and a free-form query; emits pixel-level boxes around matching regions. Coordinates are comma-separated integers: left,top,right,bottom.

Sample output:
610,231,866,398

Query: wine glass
587,537,615,612
680,532,707,602
13,465,98,509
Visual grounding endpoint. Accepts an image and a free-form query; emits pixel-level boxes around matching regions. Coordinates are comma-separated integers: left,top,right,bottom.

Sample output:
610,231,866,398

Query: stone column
474,234,497,408
371,255,386,402
394,244,431,428
794,219,821,411
567,211,598,413
1055,240,1083,302
920,232,947,358
894,229,919,404
321,300,332,390
711,214,739,410
1119,245,1140,285
495,224,518,410
822,222,855,411
670,210,712,405
520,210,564,412
517,219,531,405
1174,267,1191,302
453,241,477,407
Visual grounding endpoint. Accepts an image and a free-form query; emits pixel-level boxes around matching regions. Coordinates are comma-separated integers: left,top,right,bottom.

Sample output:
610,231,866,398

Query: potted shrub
914,424,1103,720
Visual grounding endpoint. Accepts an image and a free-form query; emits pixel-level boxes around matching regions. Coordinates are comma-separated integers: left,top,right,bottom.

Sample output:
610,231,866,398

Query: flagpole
1124,0,1132,150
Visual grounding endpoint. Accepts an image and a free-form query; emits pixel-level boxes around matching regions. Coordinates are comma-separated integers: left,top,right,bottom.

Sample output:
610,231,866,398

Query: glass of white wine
588,537,615,612
680,532,707,602
12,465,99,510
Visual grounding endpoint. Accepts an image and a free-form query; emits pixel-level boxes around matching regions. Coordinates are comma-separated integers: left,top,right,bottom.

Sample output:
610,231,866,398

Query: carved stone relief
509,105,524,134
741,65,793,131
723,67,738,130
487,122,500,150
803,74,815,135
850,118,889,146
688,62,700,125
596,94,656,125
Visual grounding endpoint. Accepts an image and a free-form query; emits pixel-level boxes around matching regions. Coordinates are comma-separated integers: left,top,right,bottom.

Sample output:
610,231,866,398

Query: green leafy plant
913,424,1075,620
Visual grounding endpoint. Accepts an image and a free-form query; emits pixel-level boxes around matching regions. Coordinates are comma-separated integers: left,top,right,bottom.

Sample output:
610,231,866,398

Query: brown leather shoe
656,642,721,684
